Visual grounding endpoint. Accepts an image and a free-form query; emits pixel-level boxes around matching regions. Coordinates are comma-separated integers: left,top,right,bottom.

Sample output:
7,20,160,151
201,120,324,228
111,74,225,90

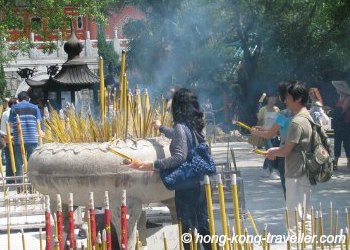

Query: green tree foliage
126,0,350,122
0,0,122,65
97,25,119,86
126,0,240,94
256,0,350,83
0,64,7,98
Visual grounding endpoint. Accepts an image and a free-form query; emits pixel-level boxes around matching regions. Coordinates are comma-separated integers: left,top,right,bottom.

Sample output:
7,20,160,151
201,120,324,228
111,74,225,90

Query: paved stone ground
1,140,350,249
209,141,350,250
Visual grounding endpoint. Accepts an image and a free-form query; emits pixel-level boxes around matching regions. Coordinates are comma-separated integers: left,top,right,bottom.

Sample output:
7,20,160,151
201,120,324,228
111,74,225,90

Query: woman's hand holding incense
124,159,155,171
153,119,161,130
137,162,155,171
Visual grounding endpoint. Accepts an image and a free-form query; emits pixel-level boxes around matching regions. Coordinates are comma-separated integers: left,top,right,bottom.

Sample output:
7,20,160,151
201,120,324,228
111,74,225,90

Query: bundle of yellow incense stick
253,149,267,155
235,121,252,131
107,147,141,164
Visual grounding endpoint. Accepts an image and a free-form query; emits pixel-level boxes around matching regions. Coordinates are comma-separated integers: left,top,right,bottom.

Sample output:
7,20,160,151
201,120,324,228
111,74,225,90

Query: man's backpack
302,115,334,185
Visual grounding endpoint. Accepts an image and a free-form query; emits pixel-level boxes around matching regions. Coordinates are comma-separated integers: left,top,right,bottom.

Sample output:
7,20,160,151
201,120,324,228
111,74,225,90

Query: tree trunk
234,9,261,124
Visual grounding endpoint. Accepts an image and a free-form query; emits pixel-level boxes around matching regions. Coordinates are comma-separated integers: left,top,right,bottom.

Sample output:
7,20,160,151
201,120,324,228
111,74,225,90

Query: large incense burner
22,20,176,249
28,139,174,250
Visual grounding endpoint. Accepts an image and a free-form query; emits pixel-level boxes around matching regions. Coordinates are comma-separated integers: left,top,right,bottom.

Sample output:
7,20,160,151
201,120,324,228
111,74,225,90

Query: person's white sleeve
0,113,8,134
321,114,331,130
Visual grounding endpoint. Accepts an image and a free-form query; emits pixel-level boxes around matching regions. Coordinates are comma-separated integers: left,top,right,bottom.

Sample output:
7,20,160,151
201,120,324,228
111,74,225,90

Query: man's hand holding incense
251,126,265,138
266,147,278,160
253,126,264,131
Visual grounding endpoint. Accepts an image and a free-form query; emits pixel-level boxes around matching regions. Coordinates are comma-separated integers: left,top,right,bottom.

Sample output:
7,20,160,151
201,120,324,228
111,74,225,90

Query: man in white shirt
309,101,331,130
1,98,17,184
1,98,10,133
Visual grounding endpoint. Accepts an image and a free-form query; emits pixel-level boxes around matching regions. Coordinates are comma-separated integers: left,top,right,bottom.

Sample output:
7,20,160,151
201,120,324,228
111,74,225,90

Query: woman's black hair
171,88,205,132
8,98,17,108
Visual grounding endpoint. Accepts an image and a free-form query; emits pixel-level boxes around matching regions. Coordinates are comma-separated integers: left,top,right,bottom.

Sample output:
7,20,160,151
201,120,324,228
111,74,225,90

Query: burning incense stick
16,115,28,173
319,210,324,250
68,193,75,249
193,228,198,250
104,191,112,250
285,207,291,237
329,202,333,249
56,194,64,250
262,224,267,250
235,121,252,131
21,228,26,250
136,230,141,250
107,147,138,163
346,208,349,231
0,153,5,199
339,229,344,250
310,206,314,238
39,228,43,250
217,175,230,250
119,51,126,112
253,149,267,155
7,189,11,250
37,120,43,145
45,195,52,250
163,232,169,250
178,219,183,250
247,210,259,236
99,57,106,122
6,123,16,177
335,210,339,247
244,228,249,250
345,227,349,250
89,192,97,249
121,190,128,250
102,229,107,250
301,206,306,250
231,226,238,250
314,211,318,250
295,208,299,250
87,210,92,250
204,175,217,250
188,228,193,250
97,231,102,250
231,174,242,250
53,237,59,250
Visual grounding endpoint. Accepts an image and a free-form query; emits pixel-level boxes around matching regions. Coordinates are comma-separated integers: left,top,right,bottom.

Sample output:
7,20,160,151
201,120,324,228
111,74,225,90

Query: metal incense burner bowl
28,138,175,250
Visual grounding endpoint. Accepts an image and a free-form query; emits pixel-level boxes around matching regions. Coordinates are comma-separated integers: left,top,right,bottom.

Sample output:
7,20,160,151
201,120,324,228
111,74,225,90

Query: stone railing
4,30,129,96
7,31,129,61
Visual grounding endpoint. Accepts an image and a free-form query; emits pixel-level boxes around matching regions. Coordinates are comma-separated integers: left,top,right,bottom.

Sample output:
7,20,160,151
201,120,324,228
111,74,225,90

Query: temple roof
26,63,99,90
25,28,99,90
51,61,99,86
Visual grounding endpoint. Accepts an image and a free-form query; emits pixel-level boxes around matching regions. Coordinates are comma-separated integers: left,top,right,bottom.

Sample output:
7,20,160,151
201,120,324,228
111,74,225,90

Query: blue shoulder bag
159,125,216,190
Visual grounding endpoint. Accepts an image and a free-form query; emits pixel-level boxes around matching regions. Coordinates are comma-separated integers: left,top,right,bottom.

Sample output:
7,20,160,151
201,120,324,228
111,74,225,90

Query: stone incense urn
28,138,175,250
